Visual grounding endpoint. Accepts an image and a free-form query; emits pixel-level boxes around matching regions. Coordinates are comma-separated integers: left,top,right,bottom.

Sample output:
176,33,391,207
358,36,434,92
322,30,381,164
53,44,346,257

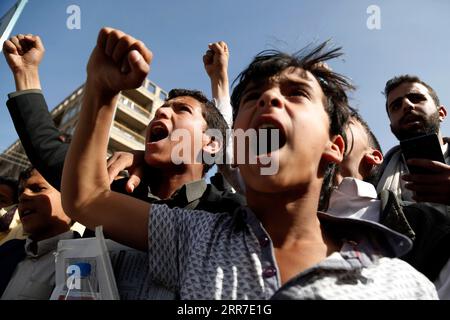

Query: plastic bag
50,226,119,300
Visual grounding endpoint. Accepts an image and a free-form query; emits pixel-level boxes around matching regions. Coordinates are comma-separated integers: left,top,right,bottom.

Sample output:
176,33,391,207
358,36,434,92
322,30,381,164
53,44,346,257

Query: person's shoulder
403,201,450,227
375,257,431,281
383,144,402,161
369,257,438,299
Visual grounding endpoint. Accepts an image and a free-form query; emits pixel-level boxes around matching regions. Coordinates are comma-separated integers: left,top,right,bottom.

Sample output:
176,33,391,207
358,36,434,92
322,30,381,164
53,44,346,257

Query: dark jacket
376,137,450,187
0,239,26,296
379,190,450,281
7,91,68,190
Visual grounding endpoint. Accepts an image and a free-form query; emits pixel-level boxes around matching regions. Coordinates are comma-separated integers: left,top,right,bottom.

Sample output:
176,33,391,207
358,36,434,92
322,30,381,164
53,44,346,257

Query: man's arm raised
61,28,152,251
3,34,70,190
203,41,230,106
3,34,43,90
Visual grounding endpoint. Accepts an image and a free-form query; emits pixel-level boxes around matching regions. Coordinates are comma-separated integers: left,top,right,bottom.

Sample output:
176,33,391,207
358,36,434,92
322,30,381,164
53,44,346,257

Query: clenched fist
203,41,229,81
86,27,153,95
3,34,45,74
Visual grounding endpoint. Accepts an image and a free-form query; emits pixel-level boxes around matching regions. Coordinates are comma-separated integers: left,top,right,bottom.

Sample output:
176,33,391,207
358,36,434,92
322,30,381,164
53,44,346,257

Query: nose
153,106,171,120
257,89,283,109
401,96,415,112
18,190,31,203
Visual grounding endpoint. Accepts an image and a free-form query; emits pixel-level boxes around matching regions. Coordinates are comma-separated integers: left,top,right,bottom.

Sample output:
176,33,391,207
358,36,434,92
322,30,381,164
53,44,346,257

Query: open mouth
256,123,287,155
148,122,169,143
401,113,423,126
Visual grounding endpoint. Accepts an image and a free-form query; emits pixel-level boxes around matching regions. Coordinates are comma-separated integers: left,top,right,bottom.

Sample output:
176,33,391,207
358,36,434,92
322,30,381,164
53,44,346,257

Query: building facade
0,79,167,178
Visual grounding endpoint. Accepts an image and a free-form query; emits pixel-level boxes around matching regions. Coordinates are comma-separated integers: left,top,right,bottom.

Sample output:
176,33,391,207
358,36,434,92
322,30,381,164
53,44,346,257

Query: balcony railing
111,122,145,148
117,99,150,121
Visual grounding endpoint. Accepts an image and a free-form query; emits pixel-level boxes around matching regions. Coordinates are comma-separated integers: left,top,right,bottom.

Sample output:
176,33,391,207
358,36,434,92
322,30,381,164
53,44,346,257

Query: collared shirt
139,177,245,213
118,179,244,300
146,179,208,210
148,204,437,299
1,231,75,300
442,142,449,158
328,178,450,299
213,97,246,195
327,177,381,222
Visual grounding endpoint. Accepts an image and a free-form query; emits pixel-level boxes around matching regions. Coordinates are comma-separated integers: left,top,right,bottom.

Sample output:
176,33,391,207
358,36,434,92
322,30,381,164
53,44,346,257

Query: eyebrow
171,101,193,108
281,77,315,92
388,92,426,109
241,81,264,96
242,76,315,96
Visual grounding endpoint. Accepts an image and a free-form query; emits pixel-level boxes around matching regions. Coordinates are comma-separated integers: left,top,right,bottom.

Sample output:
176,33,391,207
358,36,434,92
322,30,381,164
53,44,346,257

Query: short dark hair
0,176,18,204
167,89,228,174
319,108,384,210
17,166,72,225
230,41,354,138
348,108,383,185
18,166,36,195
348,108,382,155
318,163,337,212
231,42,354,212
384,75,441,113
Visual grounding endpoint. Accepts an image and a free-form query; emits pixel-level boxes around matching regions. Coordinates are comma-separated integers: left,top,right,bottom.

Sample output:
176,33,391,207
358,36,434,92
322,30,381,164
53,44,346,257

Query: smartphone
400,133,445,174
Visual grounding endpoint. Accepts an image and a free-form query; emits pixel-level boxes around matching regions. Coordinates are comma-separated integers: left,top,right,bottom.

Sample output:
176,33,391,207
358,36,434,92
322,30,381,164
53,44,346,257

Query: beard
391,110,441,141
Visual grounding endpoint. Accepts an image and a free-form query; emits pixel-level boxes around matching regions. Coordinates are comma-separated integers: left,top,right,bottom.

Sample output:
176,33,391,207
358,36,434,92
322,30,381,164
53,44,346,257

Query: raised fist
3,34,45,74
203,41,229,81
86,27,153,94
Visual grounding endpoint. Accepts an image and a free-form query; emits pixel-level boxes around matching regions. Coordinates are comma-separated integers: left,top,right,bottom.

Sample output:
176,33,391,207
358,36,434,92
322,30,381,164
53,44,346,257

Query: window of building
60,102,81,125
147,82,156,94
159,91,167,101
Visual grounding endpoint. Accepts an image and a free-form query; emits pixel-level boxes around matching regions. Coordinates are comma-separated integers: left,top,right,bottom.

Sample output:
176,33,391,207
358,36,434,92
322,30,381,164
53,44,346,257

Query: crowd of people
0,27,449,300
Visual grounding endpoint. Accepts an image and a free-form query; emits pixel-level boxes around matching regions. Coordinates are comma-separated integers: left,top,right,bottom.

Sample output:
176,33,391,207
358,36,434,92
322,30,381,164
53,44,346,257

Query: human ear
438,105,447,122
322,135,345,164
202,134,222,156
364,149,383,166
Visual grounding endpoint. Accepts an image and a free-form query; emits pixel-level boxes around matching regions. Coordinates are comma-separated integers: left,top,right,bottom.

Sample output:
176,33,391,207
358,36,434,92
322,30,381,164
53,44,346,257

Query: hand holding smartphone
400,133,445,174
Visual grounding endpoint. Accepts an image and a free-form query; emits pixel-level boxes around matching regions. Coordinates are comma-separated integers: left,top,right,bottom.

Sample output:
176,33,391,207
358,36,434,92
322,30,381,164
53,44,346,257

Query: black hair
320,107,384,211
18,166,35,184
18,166,36,195
231,41,354,139
348,109,382,155
384,74,440,113
318,163,337,211
231,42,354,211
348,108,383,185
0,176,18,204
167,89,228,174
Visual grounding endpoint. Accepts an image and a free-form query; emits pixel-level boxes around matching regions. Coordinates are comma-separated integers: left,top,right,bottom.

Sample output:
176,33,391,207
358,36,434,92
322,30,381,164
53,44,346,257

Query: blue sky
1,0,449,156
